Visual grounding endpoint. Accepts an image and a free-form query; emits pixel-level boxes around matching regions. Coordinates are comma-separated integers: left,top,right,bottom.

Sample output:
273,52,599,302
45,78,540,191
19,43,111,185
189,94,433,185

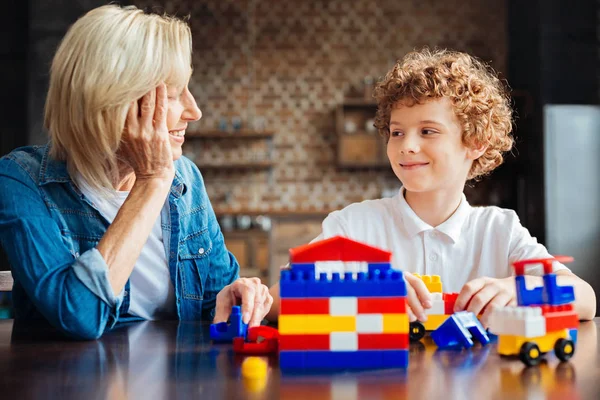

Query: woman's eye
391,131,402,137
422,129,437,135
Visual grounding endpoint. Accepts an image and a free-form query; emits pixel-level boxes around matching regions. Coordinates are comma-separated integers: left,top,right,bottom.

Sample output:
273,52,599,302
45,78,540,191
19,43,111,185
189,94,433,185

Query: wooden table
0,319,598,399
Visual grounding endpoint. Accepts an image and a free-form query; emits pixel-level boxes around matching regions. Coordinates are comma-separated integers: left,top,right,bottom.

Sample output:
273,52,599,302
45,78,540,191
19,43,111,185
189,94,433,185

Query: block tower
279,236,409,370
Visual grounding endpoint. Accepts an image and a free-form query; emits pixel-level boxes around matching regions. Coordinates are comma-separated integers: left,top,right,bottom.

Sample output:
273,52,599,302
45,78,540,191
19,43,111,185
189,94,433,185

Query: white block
330,332,358,351
356,314,383,333
425,292,445,315
488,307,546,337
330,297,358,316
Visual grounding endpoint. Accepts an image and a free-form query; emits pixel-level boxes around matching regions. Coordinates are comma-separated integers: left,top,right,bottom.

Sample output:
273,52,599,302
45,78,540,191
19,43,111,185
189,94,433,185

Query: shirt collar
396,187,471,243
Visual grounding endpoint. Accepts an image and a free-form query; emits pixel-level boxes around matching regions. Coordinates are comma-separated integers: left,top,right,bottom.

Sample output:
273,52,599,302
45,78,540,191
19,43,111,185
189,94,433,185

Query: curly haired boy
267,48,595,323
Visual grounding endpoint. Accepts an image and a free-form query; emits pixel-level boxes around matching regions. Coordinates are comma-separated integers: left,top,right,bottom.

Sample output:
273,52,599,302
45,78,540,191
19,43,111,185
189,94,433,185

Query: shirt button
198,248,205,255
123,291,128,297
429,253,438,261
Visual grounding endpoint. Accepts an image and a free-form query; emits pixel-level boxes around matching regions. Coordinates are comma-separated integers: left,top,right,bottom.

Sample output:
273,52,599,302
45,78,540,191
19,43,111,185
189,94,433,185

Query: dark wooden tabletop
0,318,598,399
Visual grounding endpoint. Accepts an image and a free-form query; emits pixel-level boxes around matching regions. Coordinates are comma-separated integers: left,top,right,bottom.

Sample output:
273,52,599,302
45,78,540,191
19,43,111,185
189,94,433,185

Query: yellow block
498,330,569,356
413,274,443,293
422,314,449,331
382,314,409,333
279,315,356,334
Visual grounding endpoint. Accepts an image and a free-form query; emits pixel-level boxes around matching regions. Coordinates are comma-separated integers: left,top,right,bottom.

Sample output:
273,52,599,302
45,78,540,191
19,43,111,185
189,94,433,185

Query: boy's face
386,97,483,194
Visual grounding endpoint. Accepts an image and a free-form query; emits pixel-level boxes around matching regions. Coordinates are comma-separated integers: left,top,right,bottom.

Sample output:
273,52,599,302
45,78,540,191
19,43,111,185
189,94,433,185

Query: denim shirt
0,144,239,339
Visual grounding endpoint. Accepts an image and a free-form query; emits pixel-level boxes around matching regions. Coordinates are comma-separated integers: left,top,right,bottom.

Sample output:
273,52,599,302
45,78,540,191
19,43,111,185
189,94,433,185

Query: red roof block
289,235,392,263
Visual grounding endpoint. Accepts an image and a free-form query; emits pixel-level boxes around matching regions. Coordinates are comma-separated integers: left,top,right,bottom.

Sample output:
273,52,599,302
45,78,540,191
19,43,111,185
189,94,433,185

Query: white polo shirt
312,188,568,293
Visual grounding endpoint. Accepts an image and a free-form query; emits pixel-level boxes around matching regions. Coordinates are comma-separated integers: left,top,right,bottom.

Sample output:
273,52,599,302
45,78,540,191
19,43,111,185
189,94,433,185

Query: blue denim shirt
0,144,239,339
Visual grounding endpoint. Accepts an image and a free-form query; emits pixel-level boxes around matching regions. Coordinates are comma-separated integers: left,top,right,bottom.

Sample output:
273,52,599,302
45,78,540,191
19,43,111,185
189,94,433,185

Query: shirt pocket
178,229,212,300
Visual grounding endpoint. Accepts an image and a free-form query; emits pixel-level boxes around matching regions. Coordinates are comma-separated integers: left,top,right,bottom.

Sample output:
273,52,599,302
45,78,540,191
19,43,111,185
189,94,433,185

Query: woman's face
165,84,202,160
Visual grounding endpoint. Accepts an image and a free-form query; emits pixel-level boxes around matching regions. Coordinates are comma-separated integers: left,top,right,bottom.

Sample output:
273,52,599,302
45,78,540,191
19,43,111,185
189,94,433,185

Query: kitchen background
1,0,599,313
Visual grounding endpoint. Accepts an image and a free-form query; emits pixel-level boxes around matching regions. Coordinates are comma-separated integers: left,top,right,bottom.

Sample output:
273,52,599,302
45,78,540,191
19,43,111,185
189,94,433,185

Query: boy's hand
454,277,516,326
404,273,433,322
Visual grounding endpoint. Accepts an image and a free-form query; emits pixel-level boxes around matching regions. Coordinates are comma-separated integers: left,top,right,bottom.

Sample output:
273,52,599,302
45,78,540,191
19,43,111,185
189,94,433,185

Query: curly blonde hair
373,48,514,180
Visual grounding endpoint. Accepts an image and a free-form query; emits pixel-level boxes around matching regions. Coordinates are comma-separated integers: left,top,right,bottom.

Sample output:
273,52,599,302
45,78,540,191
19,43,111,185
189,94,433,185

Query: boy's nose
399,137,420,154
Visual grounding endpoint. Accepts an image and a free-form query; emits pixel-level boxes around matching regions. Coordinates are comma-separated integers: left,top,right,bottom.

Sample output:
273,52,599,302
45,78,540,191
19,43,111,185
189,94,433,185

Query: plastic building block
488,306,546,337
443,293,459,314
279,315,355,334
356,314,384,333
280,298,329,314
280,350,408,370
241,357,268,393
357,297,406,314
431,311,490,349
233,326,279,355
497,329,575,366
209,306,248,343
382,314,409,333
413,274,443,293
358,333,409,349
426,292,445,315
489,255,578,367
279,334,330,351
513,256,575,306
280,264,406,298
241,357,268,379
330,297,358,316
289,236,392,263
330,332,358,351
421,315,450,331
543,309,579,333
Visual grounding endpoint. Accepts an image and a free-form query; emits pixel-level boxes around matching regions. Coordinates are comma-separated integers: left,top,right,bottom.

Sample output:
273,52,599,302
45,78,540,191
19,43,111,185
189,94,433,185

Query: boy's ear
467,141,488,160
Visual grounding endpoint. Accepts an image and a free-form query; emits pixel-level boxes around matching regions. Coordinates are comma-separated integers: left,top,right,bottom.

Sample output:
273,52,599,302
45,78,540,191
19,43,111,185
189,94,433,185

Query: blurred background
1,0,598,314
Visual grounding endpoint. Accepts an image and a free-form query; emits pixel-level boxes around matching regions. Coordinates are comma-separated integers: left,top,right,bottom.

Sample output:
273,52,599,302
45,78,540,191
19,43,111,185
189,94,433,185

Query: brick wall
133,0,508,212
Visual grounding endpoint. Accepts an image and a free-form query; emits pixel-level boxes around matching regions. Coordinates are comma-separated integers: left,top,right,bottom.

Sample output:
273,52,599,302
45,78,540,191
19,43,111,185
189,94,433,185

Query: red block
233,326,280,355
279,334,330,351
358,334,409,350
280,298,329,315
544,311,579,332
358,297,406,314
443,293,459,314
541,304,574,314
289,236,392,263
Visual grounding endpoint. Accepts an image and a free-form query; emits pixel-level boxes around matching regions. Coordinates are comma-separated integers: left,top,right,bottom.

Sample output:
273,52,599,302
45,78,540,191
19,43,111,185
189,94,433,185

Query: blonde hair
45,4,192,192
373,48,514,181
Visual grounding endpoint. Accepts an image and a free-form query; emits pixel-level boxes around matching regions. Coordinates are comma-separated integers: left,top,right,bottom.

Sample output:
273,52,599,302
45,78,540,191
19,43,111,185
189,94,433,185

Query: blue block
431,312,490,349
569,329,578,344
280,263,407,298
280,351,305,369
515,275,544,306
209,306,248,343
280,350,409,370
542,274,575,305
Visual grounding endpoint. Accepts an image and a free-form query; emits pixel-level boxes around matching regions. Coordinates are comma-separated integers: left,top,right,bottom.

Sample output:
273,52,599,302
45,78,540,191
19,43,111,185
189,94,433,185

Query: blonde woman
0,5,273,339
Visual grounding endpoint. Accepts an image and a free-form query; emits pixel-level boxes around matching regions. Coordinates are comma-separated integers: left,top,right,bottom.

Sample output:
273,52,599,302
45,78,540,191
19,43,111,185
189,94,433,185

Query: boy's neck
403,187,464,227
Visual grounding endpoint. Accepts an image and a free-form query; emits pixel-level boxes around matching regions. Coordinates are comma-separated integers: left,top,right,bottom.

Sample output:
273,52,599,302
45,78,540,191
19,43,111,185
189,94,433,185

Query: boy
266,49,596,324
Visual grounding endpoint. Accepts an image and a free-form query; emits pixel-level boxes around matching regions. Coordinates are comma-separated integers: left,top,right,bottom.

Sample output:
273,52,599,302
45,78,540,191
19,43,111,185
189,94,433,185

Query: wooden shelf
186,130,275,139
197,161,274,170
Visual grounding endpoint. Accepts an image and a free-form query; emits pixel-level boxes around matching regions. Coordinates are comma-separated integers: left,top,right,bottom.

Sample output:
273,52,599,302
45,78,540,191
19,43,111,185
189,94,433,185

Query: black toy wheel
519,342,542,366
409,321,426,342
554,338,575,362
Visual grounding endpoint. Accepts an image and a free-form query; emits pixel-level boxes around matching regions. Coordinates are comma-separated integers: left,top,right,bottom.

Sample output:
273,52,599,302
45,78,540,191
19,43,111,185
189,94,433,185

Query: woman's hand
453,277,516,326
119,83,175,182
213,278,274,328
